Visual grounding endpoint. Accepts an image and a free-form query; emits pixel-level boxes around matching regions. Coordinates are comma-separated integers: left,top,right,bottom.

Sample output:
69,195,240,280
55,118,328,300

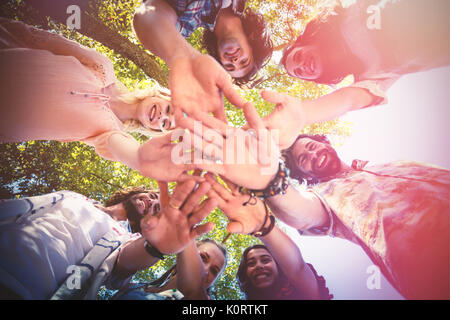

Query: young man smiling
273,133,450,300
0,181,216,299
133,0,272,124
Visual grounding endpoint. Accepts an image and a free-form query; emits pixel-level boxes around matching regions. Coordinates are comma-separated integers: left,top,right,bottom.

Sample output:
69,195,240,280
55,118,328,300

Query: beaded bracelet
240,159,290,200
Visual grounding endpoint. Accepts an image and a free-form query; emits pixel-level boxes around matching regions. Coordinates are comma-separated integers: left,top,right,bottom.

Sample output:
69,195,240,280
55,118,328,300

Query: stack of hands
135,57,302,255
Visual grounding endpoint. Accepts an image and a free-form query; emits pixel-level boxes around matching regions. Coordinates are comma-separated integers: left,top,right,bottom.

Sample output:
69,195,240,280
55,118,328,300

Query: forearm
115,237,159,277
108,133,140,170
303,87,375,124
261,225,319,298
133,0,198,65
266,184,328,231
176,242,209,299
261,225,307,277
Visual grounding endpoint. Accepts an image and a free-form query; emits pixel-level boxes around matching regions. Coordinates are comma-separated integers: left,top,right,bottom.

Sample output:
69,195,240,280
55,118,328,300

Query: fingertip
227,223,242,234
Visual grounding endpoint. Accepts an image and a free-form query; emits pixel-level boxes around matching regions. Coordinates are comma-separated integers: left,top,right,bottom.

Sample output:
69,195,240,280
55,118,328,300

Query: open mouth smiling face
284,45,323,80
246,248,279,289
133,192,160,217
137,97,174,132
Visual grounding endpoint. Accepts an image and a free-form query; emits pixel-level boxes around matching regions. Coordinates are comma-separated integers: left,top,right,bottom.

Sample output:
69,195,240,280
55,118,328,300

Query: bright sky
285,66,450,299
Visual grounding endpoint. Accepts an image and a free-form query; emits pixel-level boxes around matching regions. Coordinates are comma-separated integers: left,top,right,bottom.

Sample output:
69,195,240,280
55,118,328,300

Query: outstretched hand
205,174,266,235
137,129,202,182
179,103,281,190
259,90,306,150
170,53,246,127
140,180,217,255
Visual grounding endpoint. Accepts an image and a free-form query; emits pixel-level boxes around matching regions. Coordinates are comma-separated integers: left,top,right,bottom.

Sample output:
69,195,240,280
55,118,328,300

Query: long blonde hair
114,81,174,137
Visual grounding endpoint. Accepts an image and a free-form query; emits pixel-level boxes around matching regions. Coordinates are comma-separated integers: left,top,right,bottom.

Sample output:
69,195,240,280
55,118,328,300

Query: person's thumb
261,90,285,104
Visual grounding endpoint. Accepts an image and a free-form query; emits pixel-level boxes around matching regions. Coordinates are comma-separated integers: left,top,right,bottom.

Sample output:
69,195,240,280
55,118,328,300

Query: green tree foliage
0,0,352,299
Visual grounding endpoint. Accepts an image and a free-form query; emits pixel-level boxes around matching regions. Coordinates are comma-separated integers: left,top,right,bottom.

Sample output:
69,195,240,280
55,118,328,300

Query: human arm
260,225,320,299
106,129,202,182
175,241,210,300
258,87,375,150
205,175,320,299
132,0,246,122
114,179,217,277
265,184,329,231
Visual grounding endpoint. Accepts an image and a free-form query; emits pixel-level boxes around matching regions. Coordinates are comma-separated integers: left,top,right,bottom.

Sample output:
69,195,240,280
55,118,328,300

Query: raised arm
104,129,205,182
258,87,375,150
205,174,321,298
114,180,216,277
133,0,246,123
265,184,328,231
175,241,210,300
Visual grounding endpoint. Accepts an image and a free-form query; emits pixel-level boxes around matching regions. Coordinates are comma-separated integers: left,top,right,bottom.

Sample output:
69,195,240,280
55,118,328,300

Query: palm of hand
169,54,227,120
140,205,191,254
261,92,306,150
221,191,266,235
138,132,193,182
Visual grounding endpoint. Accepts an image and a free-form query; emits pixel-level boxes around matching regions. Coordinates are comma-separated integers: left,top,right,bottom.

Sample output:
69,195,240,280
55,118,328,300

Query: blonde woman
0,18,194,182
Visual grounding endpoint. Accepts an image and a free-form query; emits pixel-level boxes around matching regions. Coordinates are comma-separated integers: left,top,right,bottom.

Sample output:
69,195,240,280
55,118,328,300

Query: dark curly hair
200,8,273,87
104,185,159,207
282,134,333,186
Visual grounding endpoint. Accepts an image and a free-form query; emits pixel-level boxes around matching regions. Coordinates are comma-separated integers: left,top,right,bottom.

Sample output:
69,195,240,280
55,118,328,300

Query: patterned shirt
163,0,243,37
0,191,135,299
299,161,450,300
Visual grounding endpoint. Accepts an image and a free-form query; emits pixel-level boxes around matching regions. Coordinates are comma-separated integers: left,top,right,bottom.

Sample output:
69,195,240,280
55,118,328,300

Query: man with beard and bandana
0,181,217,299
263,133,449,300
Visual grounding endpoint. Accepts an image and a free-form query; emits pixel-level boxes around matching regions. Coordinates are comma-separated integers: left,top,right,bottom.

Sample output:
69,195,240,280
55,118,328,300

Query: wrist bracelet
240,159,290,199
250,201,276,237
144,240,165,260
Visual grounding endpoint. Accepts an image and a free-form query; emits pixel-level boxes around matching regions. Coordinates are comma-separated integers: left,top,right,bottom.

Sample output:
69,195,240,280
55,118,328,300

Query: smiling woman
237,244,332,300
0,18,198,183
